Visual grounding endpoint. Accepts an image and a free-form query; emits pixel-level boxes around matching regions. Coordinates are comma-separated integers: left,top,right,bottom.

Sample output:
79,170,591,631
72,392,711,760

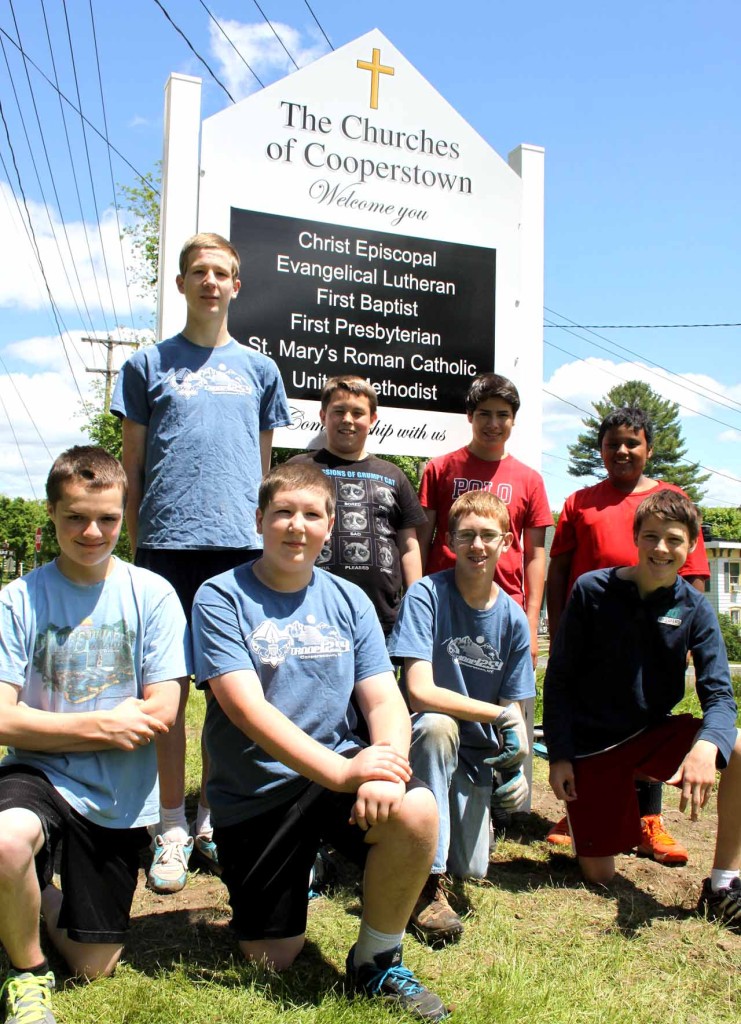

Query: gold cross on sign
356,48,394,110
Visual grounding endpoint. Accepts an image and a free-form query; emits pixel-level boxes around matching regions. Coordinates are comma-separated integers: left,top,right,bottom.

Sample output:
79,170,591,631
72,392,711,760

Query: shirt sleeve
258,359,292,431
0,591,29,688
192,582,255,684
549,493,578,559
542,582,586,762
690,600,738,766
110,352,150,425
499,606,536,702
387,580,435,663
396,469,428,528
524,471,554,529
141,585,192,684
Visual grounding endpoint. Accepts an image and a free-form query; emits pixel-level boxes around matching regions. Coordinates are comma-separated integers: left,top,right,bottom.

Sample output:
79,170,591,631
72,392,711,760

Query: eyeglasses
451,530,505,546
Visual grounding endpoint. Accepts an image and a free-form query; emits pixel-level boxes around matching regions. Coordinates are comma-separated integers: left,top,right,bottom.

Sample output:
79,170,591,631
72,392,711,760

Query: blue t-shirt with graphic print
0,559,191,828
388,569,534,782
192,562,393,825
111,334,291,550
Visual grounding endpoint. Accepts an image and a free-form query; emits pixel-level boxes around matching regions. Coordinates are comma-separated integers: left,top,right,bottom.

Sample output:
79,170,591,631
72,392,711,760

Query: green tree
700,507,741,541
567,380,710,502
0,496,55,577
117,164,161,302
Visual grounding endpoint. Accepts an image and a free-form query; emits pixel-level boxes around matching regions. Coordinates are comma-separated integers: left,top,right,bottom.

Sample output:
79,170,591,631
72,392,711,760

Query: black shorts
215,776,427,942
0,765,149,944
135,548,260,624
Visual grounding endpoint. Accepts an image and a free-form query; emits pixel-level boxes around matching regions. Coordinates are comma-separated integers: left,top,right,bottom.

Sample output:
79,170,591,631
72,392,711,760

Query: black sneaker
697,876,741,930
346,944,450,1021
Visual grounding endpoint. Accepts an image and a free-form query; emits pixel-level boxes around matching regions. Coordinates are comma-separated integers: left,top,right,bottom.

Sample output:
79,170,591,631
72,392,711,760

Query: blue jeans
410,713,491,878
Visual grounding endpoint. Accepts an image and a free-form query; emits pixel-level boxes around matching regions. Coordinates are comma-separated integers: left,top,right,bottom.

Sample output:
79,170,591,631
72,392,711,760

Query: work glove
489,766,529,811
487,704,529,770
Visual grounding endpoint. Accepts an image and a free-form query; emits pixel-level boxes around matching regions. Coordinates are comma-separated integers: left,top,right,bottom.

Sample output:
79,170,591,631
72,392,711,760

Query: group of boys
1,231,739,1024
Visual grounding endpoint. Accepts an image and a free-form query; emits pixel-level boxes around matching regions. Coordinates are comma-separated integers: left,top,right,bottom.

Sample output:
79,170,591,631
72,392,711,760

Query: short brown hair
465,373,520,416
633,489,699,545
179,232,240,279
258,463,335,518
46,446,127,506
448,490,511,536
320,375,378,415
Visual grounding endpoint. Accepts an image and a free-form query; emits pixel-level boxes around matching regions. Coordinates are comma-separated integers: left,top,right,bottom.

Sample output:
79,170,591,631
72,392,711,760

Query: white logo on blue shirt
248,616,350,667
166,364,254,399
444,634,503,672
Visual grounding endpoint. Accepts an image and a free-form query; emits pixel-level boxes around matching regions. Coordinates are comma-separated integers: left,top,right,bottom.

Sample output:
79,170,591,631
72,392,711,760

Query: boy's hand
340,742,411,792
492,767,529,811
667,739,718,821
487,704,529,770
549,760,577,801
350,779,406,831
101,697,169,750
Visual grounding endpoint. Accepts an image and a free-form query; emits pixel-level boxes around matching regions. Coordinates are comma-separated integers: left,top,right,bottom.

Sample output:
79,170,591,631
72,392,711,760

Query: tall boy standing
191,463,448,1021
544,489,741,926
288,375,426,637
0,447,189,1024
546,407,710,861
389,492,533,944
418,373,551,667
111,232,291,892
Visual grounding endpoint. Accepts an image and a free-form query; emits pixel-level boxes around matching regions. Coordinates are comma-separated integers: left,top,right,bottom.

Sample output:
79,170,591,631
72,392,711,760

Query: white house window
726,561,740,594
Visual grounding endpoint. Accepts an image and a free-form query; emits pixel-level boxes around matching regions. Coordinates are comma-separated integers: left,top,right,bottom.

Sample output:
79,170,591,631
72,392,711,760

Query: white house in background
704,538,741,625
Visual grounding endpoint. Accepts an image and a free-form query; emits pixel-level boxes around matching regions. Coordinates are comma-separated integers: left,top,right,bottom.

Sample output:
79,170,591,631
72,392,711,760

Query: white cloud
0,329,153,499
208,18,329,101
718,429,741,444
0,182,155,322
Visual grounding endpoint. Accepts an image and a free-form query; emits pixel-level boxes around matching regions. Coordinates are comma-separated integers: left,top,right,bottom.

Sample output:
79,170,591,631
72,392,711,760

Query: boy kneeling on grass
544,489,741,925
191,463,448,1022
389,491,533,945
0,447,189,1024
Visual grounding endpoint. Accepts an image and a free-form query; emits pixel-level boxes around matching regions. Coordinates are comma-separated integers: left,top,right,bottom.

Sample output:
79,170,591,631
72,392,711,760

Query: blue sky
0,0,738,508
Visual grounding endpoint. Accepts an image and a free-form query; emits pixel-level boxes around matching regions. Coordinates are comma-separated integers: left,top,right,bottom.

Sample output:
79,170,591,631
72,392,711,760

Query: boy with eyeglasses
389,491,533,944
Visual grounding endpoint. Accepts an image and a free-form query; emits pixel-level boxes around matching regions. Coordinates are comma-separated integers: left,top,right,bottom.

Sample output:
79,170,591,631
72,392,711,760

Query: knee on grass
239,935,305,972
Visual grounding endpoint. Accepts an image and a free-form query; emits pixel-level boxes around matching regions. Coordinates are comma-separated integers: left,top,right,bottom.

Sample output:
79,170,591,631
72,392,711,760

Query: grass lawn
3,682,741,1024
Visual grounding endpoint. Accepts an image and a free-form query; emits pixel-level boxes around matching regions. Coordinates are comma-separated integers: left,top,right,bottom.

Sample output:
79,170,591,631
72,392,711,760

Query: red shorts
566,715,702,858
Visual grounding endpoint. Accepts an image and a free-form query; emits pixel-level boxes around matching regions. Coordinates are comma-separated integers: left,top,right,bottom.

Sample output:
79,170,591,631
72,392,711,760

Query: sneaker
147,834,194,893
546,816,572,847
409,874,464,945
1,970,56,1024
191,827,221,875
697,876,741,930
346,945,449,1021
636,814,689,865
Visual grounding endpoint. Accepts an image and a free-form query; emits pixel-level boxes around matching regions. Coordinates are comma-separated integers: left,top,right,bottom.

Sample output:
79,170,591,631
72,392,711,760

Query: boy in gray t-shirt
0,447,188,1024
192,462,448,1022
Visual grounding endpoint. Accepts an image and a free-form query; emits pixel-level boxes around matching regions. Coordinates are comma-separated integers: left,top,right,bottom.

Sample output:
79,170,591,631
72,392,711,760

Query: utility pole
82,337,138,412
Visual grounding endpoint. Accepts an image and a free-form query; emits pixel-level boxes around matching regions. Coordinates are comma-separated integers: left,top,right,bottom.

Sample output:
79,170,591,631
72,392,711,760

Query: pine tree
567,380,710,502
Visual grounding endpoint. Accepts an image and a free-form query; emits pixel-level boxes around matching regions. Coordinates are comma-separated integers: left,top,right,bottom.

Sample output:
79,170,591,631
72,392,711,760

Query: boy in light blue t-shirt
389,491,533,946
192,462,448,1022
0,447,189,1024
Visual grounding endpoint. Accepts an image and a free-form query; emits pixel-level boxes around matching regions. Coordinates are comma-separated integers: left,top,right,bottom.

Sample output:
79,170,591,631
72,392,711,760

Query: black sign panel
229,208,495,412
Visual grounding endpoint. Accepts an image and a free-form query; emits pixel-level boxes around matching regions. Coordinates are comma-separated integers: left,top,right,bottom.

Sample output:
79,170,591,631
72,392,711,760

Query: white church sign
158,30,544,463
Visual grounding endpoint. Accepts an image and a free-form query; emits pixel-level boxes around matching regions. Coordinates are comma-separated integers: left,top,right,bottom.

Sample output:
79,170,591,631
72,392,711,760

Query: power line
250,0,300,70
88,0,135,330
304,0,333,50
0,385,36,497
546,321,740,329
540,307,741,415
197,0,264,87
0,24,159,193
151,0,235,102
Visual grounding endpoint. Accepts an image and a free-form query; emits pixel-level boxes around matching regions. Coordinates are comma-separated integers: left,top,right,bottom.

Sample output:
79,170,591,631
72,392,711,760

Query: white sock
195,804,212,836
160,803,188,841
353,921,405,967
711,868,739,892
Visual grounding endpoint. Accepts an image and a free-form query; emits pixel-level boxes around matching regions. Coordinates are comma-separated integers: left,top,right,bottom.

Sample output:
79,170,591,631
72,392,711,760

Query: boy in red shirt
418,373,552,669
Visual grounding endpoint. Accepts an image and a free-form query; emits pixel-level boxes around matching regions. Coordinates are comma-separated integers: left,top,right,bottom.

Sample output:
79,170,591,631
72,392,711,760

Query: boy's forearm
545,552,572,642
405,659,508,724
416,510,436,570
398,529,422,587
259,430,274,476
0,703,154,753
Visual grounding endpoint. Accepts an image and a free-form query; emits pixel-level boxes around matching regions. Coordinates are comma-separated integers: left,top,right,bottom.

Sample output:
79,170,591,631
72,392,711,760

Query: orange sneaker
546,816,572,846
636,814,689,865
